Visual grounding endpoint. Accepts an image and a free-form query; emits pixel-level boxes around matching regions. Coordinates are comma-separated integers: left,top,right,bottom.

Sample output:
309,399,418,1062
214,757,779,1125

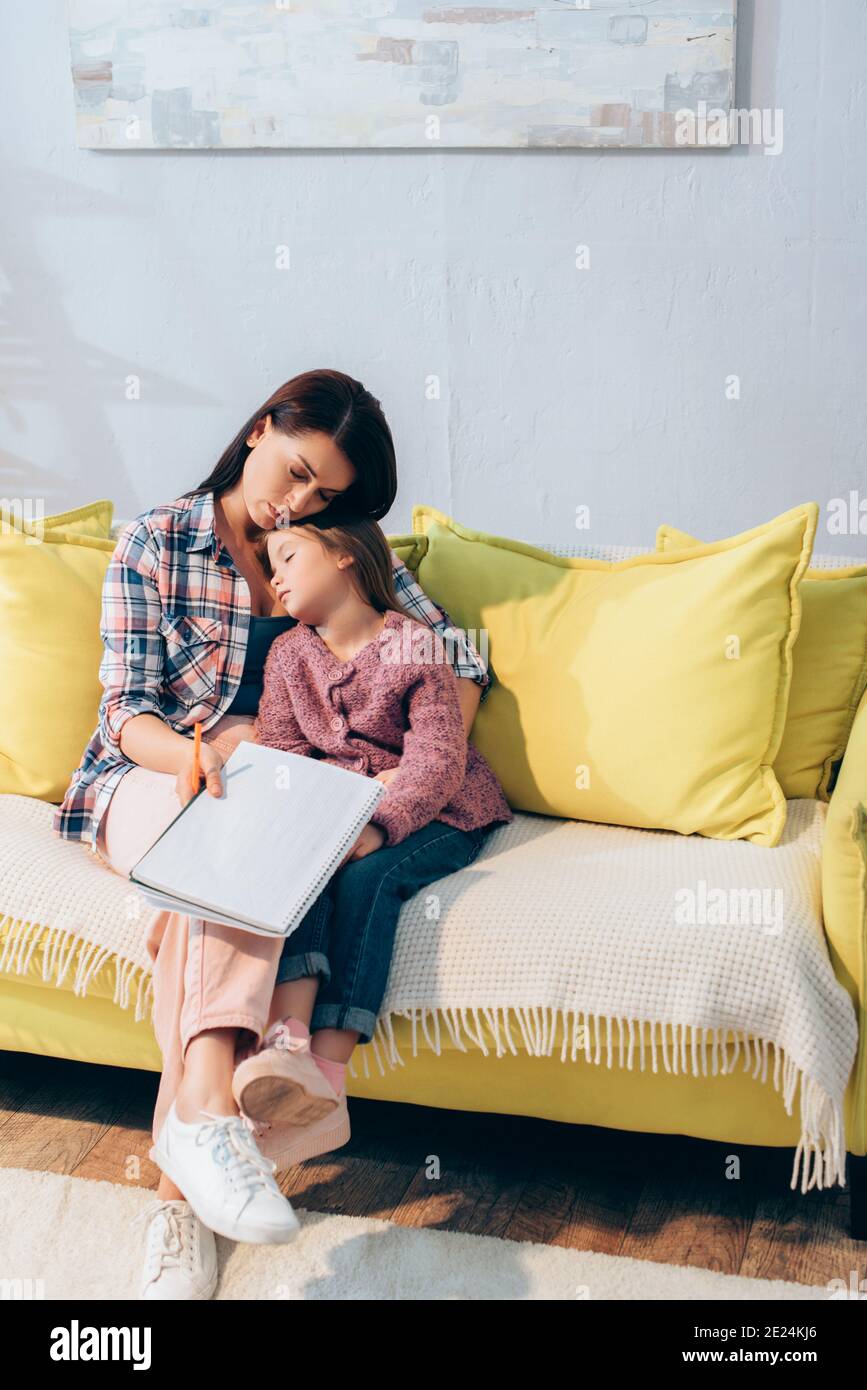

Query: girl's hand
211,721,258,757
176,743,225,808
374,767,399,788
339,822,385,867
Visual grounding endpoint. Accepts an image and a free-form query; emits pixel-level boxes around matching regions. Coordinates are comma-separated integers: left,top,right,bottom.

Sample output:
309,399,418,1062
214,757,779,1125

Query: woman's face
266,527,353,626
243,416,356,530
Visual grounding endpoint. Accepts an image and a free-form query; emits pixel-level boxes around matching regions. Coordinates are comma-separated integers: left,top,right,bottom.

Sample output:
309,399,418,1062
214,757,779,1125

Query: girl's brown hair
182,369,397,522
255,515,411,619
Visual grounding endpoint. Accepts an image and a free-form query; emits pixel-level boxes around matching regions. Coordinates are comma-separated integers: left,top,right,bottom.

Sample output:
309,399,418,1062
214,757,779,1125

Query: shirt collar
185,490,218,556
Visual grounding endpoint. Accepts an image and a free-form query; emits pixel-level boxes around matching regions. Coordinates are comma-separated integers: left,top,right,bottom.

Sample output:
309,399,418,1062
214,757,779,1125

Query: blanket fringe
346,1007,849,1193
0,918,848,1195
0,914,154,1028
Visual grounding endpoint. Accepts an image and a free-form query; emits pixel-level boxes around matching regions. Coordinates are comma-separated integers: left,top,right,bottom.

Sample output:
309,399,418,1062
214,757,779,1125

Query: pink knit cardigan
253,609,514,846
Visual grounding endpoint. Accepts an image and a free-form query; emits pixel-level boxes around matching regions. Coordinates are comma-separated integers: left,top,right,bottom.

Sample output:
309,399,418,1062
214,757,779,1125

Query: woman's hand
455,676,482,737
339,822,386,867
175,743,226,808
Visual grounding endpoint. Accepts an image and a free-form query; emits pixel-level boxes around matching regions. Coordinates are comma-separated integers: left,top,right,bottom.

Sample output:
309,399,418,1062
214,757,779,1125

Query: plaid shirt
52,489,490,853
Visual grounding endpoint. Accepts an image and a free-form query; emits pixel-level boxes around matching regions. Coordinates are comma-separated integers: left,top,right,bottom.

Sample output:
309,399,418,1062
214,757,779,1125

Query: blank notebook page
129,740,385,937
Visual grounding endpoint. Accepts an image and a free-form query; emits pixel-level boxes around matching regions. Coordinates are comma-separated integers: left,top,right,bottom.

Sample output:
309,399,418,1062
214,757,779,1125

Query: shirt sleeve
97,519,170,753
253,640,318,757
390,551,492,703
369,652,468,847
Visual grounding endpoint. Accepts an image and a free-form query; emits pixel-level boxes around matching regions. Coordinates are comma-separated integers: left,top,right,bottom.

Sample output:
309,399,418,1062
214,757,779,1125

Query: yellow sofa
1,529,865,1240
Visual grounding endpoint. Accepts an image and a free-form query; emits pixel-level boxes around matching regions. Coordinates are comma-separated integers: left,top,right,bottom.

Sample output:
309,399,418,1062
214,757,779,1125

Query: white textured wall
2,1,865,555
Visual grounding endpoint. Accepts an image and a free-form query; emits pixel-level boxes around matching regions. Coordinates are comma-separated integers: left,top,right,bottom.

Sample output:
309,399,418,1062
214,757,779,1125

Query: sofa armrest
824,684,867,1002
823,684,867,1152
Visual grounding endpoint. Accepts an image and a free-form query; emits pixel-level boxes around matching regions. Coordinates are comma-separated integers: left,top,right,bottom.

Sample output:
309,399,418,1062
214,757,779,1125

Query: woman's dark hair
254,515,414,620
182,369,397,522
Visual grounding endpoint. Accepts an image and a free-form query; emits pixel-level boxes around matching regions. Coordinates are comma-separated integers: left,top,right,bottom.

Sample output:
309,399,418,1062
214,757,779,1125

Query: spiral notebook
128,741,387,938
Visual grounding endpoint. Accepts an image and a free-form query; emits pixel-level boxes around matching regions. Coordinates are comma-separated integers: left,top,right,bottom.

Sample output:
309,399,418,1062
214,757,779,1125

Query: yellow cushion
0,520,412,803
386,532,428,573
412,502,818,846
0,528,115,800
658,523,867,799
0,498,114,539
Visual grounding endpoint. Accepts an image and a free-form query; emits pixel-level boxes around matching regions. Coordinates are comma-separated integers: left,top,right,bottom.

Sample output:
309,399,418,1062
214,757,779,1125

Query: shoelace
194,1111,281,1217
134,1200,199,1281
264,1022,309,1054
235,1021,307,1066
243,1114,272,1141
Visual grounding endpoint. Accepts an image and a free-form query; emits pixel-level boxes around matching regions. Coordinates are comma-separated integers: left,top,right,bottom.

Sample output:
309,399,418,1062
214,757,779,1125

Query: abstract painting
69,1,737,150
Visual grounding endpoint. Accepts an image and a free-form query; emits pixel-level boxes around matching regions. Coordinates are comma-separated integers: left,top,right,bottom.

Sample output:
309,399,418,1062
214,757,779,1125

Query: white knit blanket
0,797,154,1018
0,794,858,1195
365,798,858,1196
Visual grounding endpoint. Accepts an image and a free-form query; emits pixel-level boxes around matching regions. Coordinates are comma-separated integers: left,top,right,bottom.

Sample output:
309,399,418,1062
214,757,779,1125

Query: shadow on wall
0,150,217,512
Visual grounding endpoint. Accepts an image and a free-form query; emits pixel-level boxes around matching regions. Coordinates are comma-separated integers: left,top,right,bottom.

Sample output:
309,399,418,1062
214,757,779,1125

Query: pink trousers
96,714,286,1145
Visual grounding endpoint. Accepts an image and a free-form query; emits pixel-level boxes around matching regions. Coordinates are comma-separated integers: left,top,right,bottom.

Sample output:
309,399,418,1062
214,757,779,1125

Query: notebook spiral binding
280,781,386,933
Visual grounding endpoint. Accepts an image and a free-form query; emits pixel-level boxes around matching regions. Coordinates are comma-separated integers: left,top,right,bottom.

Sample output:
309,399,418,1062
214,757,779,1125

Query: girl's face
266,528,355,626
243,417,356,530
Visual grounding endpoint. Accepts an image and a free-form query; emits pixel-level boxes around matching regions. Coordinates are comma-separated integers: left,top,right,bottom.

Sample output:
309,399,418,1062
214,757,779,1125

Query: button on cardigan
253,609,514,847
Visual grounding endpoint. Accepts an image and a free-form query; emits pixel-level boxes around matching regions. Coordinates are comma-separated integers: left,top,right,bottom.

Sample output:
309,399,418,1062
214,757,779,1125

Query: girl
227,516,513,1173
53,369,493,1299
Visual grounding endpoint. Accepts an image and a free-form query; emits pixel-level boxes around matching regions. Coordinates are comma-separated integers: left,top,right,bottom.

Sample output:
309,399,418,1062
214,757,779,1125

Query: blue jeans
274,819,494,1044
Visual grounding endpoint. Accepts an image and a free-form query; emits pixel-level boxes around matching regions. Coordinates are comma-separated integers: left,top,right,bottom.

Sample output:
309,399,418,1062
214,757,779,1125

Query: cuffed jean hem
309,1002,378,1046
274,950,332,989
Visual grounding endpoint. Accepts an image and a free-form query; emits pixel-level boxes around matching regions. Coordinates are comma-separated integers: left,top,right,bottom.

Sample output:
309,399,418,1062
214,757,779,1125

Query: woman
53,369,491,1298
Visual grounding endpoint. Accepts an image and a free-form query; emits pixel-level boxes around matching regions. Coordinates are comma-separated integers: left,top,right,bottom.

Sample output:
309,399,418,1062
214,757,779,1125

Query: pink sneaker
232,1021,340,1126
246,1090,351,1171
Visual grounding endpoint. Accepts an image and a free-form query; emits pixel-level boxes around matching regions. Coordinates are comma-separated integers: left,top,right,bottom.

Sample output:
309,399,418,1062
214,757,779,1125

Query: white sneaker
150,1102,300,1245
135,1198,218,1301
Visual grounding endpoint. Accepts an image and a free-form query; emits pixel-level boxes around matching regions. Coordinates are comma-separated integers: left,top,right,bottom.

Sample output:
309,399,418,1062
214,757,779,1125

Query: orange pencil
191,721,202,796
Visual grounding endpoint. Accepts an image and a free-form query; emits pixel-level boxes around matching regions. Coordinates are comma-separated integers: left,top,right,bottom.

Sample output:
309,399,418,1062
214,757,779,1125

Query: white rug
0,1168,834,1300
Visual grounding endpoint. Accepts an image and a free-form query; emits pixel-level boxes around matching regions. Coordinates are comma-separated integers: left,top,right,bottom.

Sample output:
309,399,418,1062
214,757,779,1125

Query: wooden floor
1,1048,864,1292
